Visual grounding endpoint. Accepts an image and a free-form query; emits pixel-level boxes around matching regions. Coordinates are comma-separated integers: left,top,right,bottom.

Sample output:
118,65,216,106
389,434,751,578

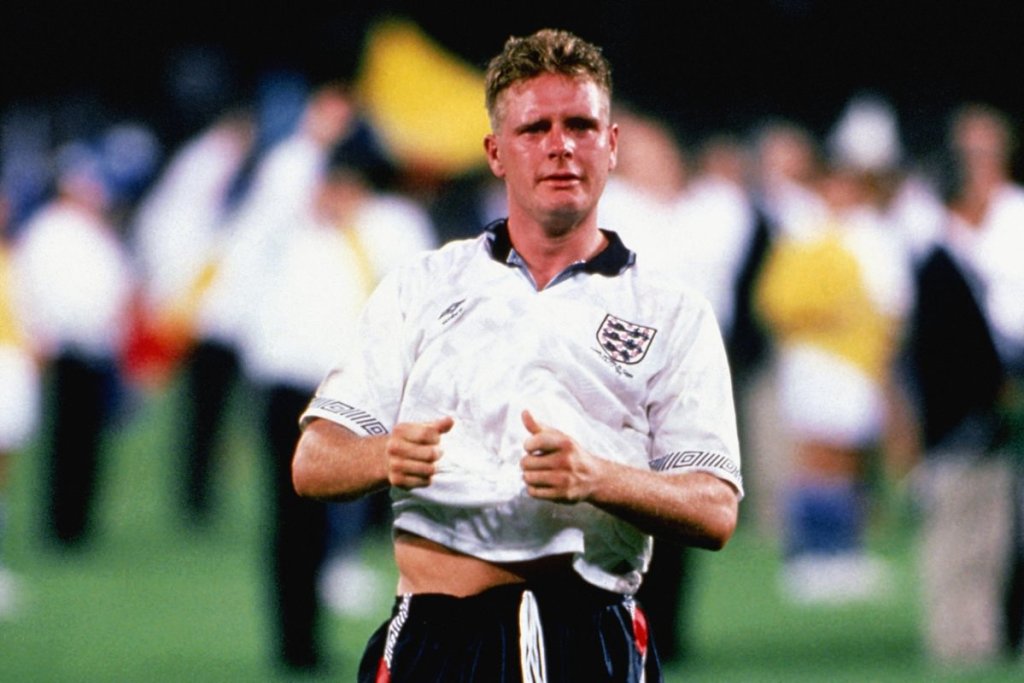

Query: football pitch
1,377,1021,682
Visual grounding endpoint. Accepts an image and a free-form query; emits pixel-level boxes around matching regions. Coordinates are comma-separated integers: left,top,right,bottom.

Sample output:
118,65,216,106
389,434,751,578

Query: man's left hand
520,410,604,504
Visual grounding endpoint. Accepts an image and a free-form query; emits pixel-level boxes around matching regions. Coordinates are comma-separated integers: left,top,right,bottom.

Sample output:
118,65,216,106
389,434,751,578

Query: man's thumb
521,409,543,435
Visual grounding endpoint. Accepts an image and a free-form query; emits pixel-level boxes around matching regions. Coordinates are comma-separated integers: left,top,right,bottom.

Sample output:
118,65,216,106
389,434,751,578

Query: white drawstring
518,590,548,683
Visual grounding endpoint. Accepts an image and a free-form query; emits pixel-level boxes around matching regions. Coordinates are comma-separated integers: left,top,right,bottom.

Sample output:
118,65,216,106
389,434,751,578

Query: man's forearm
292,418,390,501
589,463,739,550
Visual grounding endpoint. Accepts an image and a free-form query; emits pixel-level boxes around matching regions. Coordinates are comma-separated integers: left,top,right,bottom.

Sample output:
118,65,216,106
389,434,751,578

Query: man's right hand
386,416,455,489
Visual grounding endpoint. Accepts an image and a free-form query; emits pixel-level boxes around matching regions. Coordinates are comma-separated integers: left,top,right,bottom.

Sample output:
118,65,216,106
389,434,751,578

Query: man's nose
546,127,574,158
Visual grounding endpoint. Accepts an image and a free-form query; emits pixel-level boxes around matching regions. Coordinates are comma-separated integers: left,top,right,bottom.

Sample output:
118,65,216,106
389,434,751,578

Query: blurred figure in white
684,133,759,337
754,98,915,603
601,109,755,334
829,95,945,266
598,106,688,246
11,140,134,548
126,108,256,386
751,120,828,240
826,95,944,482
162,82,359,673
907,103,1024,665
177,82,355,528
737,120,828,539
243,135,437,671
0,188,41,617
197,82,356,352
599,107,755,663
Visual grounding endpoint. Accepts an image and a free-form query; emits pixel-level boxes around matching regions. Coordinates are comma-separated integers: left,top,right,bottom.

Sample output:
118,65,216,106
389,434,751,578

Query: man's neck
506,214,607,289
954,175,1007,227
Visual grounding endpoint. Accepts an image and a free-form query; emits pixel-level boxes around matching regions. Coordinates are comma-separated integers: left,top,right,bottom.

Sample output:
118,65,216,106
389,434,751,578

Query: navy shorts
358,578,661,682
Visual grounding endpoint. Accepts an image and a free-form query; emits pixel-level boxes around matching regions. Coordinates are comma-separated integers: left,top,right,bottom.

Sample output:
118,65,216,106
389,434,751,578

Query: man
909,103,1024,665
292,28,742,682
13,141,134,548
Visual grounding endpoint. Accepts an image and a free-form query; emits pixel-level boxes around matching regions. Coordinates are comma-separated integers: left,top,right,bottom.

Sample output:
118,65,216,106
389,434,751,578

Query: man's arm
292,416,454,501
520,411,739,550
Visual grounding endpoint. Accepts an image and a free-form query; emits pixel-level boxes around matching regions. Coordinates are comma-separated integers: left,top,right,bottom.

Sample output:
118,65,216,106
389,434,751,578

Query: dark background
2,1,1023,157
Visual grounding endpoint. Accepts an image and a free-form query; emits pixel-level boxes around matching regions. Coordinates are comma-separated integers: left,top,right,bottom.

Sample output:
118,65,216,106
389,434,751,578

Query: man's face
484,73,617,235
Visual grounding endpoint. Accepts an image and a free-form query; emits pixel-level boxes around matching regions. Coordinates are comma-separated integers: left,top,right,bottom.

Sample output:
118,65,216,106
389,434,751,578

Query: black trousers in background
179,339,240,524
636,541,691,664
44,353,114,547
1004,465,1024,654
264,384,329,671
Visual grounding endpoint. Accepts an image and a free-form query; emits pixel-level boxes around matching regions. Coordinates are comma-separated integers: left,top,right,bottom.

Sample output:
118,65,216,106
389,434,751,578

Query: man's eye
567,118,597,131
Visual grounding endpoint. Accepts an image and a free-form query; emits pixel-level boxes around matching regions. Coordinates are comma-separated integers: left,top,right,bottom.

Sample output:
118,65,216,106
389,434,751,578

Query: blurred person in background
907,102,1024,665
827,96,946,483
0,189,41,617
177,82,356,527
749,120,828,240
125,108,256,389
600,110,756,336
11,140,134,549
241,134,437,672
737,120,828,540
754,100,915,602
685,133,759,341
599,109,755,663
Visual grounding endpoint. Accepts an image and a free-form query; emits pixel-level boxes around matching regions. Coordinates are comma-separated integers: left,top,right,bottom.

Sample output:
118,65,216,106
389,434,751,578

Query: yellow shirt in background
755,225,899,382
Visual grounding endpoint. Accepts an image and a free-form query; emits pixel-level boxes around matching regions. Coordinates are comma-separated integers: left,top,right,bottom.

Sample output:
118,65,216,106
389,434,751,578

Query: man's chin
539,205,593,237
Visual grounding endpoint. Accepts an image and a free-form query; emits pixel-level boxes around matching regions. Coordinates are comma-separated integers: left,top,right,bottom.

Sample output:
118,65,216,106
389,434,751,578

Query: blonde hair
484,28,612,126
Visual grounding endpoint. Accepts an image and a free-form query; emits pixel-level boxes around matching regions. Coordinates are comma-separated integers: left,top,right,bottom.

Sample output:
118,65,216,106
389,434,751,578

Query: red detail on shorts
375,658,390,683
633,605,649,657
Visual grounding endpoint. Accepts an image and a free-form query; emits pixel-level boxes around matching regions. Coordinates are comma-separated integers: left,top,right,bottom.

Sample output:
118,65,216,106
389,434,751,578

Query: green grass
1,377,1022,682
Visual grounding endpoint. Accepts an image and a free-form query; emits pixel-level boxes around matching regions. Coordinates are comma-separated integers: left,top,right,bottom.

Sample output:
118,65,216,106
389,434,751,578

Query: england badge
596,314,657,365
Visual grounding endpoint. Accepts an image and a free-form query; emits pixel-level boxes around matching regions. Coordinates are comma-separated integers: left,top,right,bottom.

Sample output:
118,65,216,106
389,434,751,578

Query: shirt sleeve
298,267,413,435
647,294,744,498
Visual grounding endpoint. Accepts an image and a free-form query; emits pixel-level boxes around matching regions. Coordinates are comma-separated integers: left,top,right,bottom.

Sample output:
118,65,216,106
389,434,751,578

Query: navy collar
484,218,635,277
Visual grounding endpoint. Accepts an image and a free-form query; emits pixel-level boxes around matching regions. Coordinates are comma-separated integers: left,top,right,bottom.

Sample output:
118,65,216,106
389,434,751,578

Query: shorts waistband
391,577,626,621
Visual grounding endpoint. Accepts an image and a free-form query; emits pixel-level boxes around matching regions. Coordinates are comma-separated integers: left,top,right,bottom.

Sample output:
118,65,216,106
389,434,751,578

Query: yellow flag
356,18,491,177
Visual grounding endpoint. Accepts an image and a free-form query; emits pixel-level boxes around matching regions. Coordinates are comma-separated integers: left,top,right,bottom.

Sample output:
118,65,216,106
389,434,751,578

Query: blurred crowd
0,32,1023,675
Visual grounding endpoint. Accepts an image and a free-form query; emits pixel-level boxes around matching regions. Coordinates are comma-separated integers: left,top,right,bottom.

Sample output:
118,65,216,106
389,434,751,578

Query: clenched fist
386,416,454,490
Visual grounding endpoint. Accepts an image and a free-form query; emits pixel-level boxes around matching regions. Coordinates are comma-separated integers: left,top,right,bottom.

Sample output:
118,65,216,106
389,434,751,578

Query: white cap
827,94,903,172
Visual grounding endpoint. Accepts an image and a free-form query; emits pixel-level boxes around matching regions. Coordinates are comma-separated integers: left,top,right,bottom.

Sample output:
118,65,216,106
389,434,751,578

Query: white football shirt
302,220,742,594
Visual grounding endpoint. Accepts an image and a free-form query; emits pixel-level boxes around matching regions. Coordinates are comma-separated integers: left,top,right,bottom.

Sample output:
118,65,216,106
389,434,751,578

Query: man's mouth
541,173,581,184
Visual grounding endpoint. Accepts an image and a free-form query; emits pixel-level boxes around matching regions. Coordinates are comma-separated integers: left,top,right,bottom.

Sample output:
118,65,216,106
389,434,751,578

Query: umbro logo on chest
438,299,466,325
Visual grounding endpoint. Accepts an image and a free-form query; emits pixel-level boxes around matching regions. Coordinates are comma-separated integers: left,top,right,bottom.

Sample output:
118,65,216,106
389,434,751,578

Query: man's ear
607,123,619,172
484,134,505,178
